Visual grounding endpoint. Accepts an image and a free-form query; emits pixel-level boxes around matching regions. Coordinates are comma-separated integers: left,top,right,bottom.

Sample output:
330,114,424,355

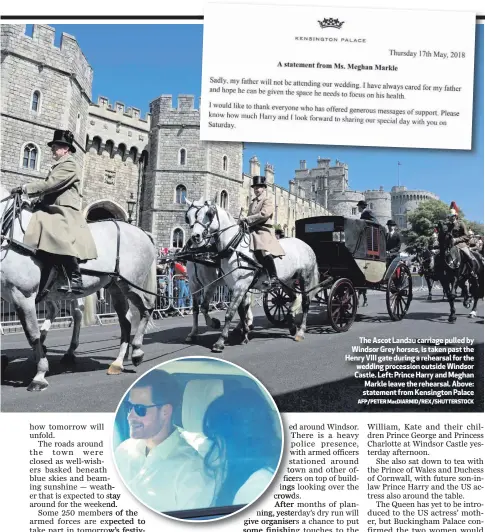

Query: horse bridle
185,202,245,250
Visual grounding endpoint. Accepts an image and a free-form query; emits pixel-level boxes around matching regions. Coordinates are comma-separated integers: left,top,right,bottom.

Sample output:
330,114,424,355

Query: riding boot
262,255,279,287
58,257,84,294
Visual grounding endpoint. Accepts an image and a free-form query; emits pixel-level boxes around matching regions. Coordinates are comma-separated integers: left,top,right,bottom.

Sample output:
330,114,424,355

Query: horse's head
184,197,220,248
436,221,453,249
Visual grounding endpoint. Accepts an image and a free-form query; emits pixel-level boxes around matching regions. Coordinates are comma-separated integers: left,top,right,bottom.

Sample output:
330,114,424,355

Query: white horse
0,186,157,391
185,260,253,343
185,200,319,352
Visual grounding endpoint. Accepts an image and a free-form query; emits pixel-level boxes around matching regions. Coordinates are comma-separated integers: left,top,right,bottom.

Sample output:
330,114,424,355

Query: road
1,291,483,413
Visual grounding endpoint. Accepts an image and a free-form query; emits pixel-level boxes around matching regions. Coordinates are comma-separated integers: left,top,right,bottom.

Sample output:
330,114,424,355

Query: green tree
465,220,484,235
402,199,451,251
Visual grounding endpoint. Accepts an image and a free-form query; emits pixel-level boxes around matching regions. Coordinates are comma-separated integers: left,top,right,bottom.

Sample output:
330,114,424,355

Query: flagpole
397,161,401,187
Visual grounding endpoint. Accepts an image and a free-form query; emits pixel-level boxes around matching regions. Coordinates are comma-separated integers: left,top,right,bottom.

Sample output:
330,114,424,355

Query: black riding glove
10,186,23,195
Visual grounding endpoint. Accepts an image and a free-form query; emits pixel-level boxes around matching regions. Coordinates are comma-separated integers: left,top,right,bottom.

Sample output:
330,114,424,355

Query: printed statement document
200,3,476,149
0,1,484,531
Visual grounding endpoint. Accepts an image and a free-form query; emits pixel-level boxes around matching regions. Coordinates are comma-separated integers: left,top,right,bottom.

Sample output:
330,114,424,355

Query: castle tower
143,95,243,248
391,186,439,229
364,186,391,226
328,191,365,218
1,24,93,191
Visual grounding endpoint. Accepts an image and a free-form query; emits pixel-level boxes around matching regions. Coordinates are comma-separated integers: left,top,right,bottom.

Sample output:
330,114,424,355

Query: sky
28,23,484,222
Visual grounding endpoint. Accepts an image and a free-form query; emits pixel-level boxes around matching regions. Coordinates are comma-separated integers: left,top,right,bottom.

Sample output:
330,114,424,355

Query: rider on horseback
447,201,479,279
10,130,97,295
239,175,285,287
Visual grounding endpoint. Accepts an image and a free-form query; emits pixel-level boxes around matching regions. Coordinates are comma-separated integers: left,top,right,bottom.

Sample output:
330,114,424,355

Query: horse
0,186,157,391
185,261,254,344
435,220,483,322
415,248,440,300
185,199,319,352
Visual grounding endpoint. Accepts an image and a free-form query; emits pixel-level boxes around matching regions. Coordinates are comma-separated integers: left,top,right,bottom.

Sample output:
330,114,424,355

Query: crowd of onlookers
156,251,192,316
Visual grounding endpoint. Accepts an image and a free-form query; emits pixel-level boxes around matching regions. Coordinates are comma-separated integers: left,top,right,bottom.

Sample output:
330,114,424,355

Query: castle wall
1,24,92,191
83,96,151,222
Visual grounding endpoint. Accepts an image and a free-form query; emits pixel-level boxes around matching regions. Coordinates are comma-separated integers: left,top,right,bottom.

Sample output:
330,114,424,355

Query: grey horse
1,186,157,391
185,260,254,344
185,200,320,352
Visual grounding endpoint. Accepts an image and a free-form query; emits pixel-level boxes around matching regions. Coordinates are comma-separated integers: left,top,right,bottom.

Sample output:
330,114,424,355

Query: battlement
391,188,439,199
150,95,201,126
1,24,93,97
89,96,150,127
364,189,391,198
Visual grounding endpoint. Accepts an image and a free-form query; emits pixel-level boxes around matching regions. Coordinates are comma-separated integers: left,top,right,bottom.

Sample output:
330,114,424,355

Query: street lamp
127,193,137,224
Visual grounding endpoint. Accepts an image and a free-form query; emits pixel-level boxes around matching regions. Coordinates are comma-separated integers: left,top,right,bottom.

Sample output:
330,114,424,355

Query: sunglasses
126,401,166,417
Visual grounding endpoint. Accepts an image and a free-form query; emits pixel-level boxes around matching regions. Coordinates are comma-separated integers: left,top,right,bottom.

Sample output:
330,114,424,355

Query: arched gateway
84,200,128,222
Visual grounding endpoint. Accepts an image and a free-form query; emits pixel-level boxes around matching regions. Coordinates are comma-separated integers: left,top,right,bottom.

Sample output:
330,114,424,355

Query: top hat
251,175,267,188
47,130,76,153
386,219,397,226
356,200,367,208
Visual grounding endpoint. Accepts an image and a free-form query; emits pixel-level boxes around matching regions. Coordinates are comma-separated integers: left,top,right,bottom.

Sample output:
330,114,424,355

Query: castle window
175,185,187,204
351,207,357,215
222,155,228,171
22,143,38,170
31,90,41,112
104,140,114,157
220,190,228,209
246,196,250,208
172,228,184,248
179,148,186,166
85,135,90,150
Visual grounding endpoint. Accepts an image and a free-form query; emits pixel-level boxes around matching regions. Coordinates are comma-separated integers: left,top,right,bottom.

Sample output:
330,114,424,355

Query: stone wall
1,24,91,191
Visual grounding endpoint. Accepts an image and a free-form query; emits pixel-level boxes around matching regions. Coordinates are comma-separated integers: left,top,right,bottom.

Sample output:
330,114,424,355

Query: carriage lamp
333,231,345,242
127,193,137,224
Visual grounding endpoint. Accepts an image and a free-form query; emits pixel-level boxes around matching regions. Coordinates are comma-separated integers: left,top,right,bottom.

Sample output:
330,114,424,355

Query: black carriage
263,216,413,332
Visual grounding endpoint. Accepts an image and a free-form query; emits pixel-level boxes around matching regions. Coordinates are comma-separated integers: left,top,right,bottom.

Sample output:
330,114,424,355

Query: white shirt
114,428,215,513
234,468,275,505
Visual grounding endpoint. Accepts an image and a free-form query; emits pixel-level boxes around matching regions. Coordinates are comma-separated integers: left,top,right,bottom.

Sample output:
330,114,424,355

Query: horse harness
182,202,270,292
1,192,160,302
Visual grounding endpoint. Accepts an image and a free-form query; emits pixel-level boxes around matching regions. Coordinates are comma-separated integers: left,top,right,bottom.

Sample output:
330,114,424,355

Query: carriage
263,216,413,332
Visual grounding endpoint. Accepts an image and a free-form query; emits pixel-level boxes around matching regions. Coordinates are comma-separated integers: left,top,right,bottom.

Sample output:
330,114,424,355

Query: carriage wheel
386,263,413,321
263,286,292,327
328,278,358,333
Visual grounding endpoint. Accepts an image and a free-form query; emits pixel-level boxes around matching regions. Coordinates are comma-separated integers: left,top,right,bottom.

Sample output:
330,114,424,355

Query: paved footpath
1,291,482,412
